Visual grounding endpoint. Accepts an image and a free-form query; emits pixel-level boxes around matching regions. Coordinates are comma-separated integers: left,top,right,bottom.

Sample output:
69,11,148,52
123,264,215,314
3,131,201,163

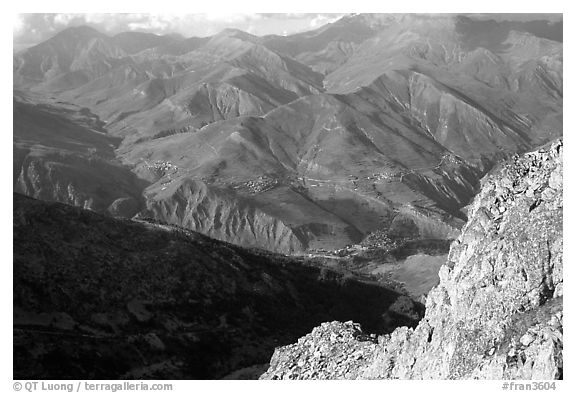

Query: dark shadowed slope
13,92,147,217
13,193,423,379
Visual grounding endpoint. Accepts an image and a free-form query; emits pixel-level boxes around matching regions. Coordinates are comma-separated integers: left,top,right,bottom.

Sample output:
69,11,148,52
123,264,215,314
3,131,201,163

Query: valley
12,13,562,380
13,14,562,254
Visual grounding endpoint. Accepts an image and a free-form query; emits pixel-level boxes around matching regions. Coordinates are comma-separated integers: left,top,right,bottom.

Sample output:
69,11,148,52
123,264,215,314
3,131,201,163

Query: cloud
310,14,341,28
13,14,25,35
13,13,345,50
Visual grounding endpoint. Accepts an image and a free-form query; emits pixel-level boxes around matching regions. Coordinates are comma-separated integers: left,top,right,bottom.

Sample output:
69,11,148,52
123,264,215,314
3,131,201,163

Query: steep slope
120,16,559,252
322,15,562,138
13,193,423,379
139,179,307,254
58,29,322,144
14,26,323,143
261,139,563,379
120,93,469,251
13,26,128,91
352,70,558,161
105,71,300,142
120,64,562,252
13,93,146,217
262,14,379,74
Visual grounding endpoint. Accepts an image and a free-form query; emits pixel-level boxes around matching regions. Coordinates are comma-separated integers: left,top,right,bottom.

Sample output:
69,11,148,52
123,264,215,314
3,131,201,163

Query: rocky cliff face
261,139,563,380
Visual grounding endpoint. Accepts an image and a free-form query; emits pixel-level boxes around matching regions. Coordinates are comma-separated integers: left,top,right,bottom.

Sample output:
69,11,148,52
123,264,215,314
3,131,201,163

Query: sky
13,13,346,51
13,10,564,53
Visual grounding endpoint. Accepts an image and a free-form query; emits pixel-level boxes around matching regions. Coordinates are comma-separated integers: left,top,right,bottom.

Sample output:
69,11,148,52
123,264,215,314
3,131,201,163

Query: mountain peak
53,25,105,40
215,28,259,42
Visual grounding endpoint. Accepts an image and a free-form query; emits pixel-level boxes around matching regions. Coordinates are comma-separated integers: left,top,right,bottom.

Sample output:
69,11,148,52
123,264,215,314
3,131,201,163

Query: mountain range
13,14,562,253
12,12,563,380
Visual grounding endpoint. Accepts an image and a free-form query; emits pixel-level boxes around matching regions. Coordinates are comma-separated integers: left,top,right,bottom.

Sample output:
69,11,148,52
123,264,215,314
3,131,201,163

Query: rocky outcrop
260,321,380,380
261,139,563,380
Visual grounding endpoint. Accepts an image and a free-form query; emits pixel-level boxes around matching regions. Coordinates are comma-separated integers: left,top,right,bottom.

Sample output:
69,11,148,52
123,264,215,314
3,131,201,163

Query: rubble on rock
261,139,563,380
261,321,379,380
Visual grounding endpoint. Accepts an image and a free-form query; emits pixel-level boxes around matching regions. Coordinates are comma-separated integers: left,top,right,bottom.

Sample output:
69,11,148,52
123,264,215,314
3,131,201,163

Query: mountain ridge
13,14,562,253
12,14,564,380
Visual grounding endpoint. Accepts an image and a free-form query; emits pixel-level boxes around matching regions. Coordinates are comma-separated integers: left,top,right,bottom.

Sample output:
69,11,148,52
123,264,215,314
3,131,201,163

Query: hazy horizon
14,13,562,53
13,13,346,52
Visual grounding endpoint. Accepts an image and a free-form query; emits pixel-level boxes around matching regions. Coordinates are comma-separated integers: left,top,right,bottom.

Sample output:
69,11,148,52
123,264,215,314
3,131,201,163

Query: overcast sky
13,13,346,51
